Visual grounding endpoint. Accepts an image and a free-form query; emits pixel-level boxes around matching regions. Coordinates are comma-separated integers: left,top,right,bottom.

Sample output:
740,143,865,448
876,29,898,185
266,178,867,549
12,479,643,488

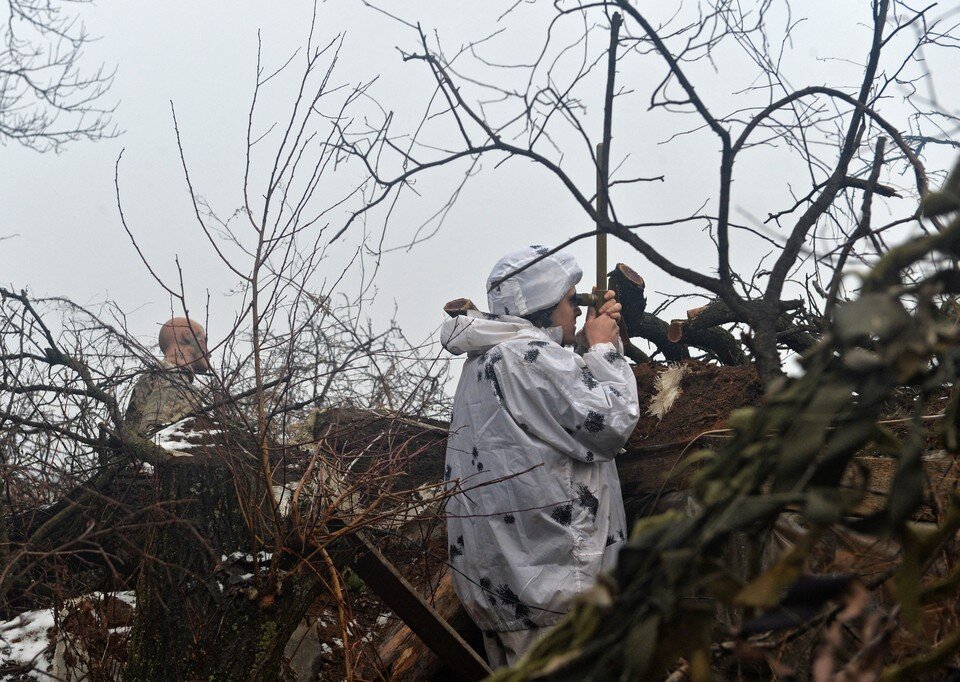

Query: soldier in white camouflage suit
441,246,640,667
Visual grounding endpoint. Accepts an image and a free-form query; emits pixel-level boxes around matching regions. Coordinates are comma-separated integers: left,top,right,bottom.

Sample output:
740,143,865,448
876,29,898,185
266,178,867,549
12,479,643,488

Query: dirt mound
628,360,763,450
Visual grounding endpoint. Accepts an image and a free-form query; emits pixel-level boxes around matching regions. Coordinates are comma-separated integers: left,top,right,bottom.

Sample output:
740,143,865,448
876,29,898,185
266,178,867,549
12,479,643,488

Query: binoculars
572,292,605,309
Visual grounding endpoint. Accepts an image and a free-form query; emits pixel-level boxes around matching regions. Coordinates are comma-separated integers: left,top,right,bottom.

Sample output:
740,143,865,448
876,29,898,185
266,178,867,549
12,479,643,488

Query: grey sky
3,1,958,379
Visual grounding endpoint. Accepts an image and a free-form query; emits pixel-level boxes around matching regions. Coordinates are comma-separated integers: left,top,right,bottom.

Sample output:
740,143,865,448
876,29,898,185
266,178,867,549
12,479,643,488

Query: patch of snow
152,418,201,457
111,591,136,608
0,607,55,679
375,613,390,627
332,637,343,648
0,592,137,681
320,642,333,655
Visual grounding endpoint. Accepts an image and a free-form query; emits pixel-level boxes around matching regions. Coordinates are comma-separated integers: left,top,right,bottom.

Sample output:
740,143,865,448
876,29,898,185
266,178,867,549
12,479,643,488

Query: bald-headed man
123,317,211,437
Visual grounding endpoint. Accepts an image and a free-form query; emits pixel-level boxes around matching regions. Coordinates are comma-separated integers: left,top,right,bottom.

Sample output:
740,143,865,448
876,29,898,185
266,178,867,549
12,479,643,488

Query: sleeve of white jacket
493,340,640,463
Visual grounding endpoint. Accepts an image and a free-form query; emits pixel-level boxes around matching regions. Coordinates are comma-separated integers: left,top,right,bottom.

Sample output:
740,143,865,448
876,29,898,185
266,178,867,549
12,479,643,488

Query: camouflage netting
495,161,960,681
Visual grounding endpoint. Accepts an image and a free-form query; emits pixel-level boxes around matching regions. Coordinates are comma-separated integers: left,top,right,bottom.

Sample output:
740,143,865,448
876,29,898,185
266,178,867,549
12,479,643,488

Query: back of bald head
159,317,210,374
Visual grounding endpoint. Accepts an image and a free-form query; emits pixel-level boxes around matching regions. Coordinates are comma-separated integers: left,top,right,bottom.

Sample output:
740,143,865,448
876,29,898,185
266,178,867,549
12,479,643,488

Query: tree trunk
750,314,784,382
125,459,322,681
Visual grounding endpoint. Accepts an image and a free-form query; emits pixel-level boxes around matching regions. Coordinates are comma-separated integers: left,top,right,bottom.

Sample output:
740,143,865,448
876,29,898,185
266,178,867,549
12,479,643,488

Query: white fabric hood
485,245,582,317
441,310,562,357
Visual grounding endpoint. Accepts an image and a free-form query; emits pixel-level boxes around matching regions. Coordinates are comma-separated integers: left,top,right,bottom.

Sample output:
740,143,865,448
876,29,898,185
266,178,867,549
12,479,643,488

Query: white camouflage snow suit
441,310,640,633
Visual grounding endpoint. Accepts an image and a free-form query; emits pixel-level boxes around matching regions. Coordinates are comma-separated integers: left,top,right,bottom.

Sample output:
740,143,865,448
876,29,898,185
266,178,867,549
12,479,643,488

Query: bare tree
1,0,117,151
1,18,452,681
345,0,960,380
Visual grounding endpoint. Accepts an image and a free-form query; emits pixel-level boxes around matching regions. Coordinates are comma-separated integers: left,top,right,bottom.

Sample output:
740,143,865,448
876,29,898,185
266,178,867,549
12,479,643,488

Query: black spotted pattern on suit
580,367,598,389
607,528,626,546
528,340,549,347
551,503,573,526
603,349,625,364
563,426,574,435
449,534,464,559
610,387,623,399
483,350,505,402
479,577,497,605
523,348,540,363
495,583,535,628
444,464,452,479
530,244,549,256
503,514,515,524
483,312,502,320
585,450,595,462
471,446,485,472
576,485,599,520
584,410,605,433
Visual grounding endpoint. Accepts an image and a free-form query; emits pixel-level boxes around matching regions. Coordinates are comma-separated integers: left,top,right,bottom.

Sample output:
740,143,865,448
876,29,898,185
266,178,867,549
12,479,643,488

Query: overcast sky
3,1,958,381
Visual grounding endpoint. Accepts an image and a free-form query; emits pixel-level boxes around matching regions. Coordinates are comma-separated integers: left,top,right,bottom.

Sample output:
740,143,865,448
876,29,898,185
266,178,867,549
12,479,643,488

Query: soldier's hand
596,289,622,321
584,291,621,347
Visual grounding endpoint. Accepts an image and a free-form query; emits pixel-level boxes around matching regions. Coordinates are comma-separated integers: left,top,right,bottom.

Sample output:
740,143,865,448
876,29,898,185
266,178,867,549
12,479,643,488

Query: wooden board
341,533,491,681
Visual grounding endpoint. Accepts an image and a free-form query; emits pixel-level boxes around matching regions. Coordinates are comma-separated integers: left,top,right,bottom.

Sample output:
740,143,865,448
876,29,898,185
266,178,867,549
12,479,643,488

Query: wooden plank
372,566,481,681
343,533,492,681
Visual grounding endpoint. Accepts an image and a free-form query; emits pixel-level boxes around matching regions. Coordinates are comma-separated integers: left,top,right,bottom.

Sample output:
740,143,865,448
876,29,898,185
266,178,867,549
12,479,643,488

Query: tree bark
125,458,322,681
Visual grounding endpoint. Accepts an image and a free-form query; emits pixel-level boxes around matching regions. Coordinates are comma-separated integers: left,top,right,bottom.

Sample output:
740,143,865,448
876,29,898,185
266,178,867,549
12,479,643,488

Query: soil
625,361,950,453
627,360,764,450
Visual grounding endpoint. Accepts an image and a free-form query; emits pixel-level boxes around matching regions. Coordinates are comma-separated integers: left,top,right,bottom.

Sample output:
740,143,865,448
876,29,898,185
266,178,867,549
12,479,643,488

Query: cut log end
444,298,477,318
667,320,684,344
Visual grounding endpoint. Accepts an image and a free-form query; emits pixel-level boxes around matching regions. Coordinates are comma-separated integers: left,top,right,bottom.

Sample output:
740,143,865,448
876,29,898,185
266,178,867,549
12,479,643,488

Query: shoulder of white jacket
497,335,578,365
